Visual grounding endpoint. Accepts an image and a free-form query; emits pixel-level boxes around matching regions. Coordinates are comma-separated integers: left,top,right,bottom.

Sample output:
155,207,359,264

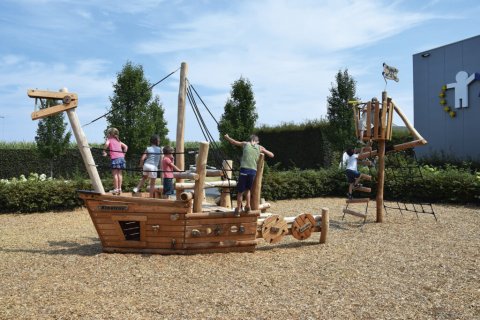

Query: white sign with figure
446,71,480,108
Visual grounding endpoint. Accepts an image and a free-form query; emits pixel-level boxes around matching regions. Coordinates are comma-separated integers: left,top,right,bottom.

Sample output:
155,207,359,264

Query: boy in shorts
224,134,274,216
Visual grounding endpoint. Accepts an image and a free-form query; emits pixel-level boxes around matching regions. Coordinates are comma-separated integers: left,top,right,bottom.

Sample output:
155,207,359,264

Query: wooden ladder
343,172,372,223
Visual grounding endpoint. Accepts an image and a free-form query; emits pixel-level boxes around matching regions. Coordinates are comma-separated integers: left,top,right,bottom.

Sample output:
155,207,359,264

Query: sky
0,0,479,144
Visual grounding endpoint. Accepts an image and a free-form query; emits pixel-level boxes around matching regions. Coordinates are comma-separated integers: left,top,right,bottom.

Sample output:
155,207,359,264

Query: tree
35,99,72,177
218,77,258,161
326,69,358,153
106,61,168,164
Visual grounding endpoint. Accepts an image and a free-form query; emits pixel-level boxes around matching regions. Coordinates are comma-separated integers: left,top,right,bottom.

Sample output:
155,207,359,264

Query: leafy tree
35,99,72,177
106,61,168,163
218,77,258,162
326,69,358,153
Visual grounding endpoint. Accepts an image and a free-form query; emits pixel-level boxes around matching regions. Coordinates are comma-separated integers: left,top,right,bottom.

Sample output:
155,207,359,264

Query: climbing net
383,149,437,220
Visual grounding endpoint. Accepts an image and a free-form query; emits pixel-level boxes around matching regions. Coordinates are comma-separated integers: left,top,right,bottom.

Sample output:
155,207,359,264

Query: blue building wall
413,35,480,161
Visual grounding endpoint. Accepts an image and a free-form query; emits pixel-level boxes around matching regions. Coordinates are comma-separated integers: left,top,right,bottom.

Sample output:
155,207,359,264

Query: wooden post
365,102,371,139
373,100,380,139
66,109,105,194
375,91,388,223
220,160,233,208
251,154,265,210
176,62,188,199
353,105,359,139
319,207,329,244
193,142,209,213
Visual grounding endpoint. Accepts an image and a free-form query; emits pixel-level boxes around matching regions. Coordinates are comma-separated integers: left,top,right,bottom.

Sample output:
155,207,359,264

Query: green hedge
257,120,332,169
0,164,478,213
0,178,91,213
261,165,480,204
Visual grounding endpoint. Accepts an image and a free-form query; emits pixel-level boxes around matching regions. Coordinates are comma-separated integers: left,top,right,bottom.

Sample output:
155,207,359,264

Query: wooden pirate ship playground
28,62,330,255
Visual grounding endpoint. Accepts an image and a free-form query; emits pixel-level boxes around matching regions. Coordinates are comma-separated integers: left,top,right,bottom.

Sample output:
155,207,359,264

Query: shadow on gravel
0,237,102,256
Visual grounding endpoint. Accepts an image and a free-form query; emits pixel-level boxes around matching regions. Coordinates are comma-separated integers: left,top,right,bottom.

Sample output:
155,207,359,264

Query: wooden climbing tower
346,91,427,223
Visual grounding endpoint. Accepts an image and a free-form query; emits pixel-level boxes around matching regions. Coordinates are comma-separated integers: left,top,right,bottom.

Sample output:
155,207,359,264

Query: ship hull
79,191,258,254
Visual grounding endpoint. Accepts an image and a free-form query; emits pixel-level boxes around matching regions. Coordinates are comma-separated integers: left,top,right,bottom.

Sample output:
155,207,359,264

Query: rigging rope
82,67,180,128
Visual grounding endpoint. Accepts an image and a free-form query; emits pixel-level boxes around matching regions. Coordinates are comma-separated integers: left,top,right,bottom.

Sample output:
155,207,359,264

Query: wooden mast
176,62,188,199
375,91,387,223
67,109,105,194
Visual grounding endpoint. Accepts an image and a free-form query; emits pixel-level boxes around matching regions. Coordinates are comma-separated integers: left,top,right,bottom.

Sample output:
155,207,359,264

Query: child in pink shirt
162,146,181,197
103,127,128,195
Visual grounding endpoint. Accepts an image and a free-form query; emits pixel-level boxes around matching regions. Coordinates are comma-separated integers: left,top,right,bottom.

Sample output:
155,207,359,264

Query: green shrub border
1,165,478,214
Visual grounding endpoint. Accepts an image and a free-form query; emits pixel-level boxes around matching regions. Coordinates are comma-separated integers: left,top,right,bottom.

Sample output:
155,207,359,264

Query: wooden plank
386,99,394,140
145,236,185,244
373,101,380,139
343,208,366,218
365,102,371,139
140,221,146,242
95,223,117,230
86,202,190,215
111,215,147,222
346,198,370,204
184,233,256,244
91,211,186,221
393,139,427,152
186,216,257,225
145,230,185,237
186,210,259,219
144,224,185,232
185,222,257,238
31,98,78,120
145,242,183,250
101,235,124,241
175,180,237,189
146,219,186,226
92,218,118,224
103,247,183,254
184,239,258,249
353,105,359,139
98,229,119,236
28,89,77,99
354,186,371,193
79,192,190,207
184,245,256,255
381,97,388,138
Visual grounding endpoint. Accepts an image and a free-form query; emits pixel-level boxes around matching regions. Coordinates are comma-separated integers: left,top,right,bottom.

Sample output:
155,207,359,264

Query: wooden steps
362,174,372,181
342,208,367,219
354,186,371,193
346,198,370,204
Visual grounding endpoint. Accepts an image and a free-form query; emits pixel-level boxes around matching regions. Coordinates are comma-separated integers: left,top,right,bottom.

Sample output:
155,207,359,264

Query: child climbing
103,127,128,195
344,147,371,199
224,134,274,216
162,146,181,199
133,134,162,197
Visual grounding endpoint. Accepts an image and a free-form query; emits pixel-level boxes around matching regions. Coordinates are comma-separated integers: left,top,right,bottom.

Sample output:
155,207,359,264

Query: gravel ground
0,197,478,320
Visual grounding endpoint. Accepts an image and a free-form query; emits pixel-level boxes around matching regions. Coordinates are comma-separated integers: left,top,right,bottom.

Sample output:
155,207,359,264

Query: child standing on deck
103,128,128,195
224,134,274,216
162,146,181,198
133,134,162,198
